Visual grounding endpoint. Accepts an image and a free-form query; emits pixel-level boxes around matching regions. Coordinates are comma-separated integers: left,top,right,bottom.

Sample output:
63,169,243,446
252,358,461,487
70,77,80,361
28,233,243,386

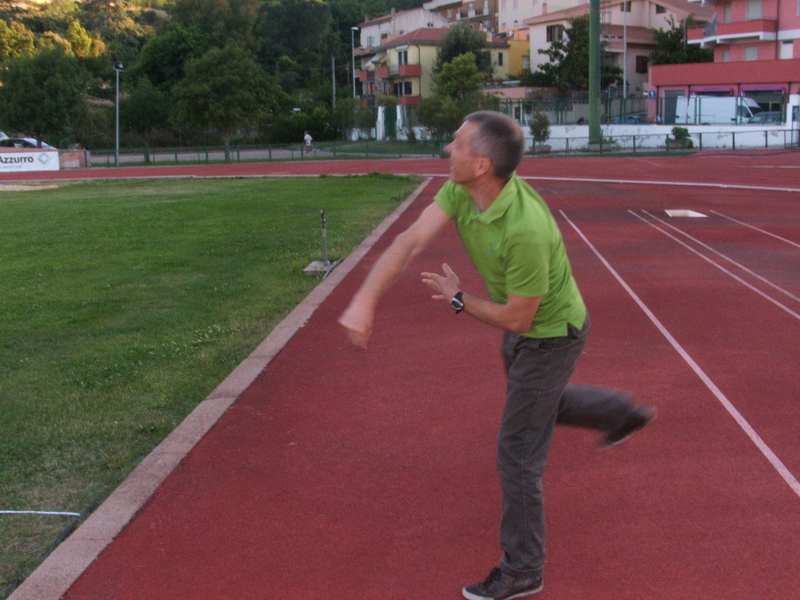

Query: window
620,1,631,11
723,3,732,23
636,55,648,73
546,24,564,42
513,0,519,8
780,40,793,59
394,81,413,96
722,50,731,62
655,4,666,13
498,52,504,66
746,0,761,20
398,50,408,65
501,0,506,9
744,46,758,60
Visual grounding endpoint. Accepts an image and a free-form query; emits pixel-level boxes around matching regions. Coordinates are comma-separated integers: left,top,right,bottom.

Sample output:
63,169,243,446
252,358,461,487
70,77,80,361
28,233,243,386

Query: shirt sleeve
434,181,464,220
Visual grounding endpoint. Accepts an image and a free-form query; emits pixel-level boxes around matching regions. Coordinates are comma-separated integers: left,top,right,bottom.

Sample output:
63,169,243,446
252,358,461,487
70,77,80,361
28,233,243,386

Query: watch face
451,298,464,310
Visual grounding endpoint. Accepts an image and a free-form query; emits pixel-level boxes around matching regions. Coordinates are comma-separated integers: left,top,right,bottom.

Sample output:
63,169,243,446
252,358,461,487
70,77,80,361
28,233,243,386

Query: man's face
444,121,484,185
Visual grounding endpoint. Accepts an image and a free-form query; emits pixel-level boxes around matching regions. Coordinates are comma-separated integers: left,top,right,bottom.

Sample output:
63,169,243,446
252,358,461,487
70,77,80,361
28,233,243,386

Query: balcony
399,95,422,106
382,64,423,78
688,19,778,47
356,69,376,83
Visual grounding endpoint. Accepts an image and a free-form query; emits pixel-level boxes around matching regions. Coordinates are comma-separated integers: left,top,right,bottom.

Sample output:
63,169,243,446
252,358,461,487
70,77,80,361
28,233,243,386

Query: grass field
0,174,422,595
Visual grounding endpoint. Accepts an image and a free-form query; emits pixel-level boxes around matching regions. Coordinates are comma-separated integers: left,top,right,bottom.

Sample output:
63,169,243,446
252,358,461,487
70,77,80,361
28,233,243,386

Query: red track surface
7,152,800,599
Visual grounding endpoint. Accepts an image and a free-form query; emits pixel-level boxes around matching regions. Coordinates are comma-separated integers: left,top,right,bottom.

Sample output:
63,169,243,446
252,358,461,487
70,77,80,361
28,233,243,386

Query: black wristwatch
451,291,464,314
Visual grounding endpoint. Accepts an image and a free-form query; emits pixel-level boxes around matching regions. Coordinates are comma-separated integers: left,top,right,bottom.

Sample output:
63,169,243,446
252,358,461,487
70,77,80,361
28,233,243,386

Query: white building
525,0,713,95
359,7,452,51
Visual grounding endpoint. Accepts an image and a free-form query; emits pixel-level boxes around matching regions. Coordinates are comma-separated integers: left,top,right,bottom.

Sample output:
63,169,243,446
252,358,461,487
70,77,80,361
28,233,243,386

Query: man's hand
421,263,461,303
338,298,374,350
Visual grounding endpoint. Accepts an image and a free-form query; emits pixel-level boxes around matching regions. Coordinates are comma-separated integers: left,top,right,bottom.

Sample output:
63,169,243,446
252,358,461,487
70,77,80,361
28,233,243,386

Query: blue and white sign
0,151,60,173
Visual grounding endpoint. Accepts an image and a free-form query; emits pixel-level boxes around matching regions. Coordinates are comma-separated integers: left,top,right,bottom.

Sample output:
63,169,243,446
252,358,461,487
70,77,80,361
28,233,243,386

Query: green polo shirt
434,175,586,338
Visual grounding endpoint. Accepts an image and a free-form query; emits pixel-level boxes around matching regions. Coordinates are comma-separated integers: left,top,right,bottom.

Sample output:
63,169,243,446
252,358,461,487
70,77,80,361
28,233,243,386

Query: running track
5,151,800,600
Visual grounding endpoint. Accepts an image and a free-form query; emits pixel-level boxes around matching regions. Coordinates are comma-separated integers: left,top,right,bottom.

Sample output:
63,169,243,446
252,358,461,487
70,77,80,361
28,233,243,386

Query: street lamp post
351,27,359,98
113,61,124,167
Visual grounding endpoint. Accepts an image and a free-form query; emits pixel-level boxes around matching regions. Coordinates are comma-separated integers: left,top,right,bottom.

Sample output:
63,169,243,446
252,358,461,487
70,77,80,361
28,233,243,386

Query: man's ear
475,156,493,177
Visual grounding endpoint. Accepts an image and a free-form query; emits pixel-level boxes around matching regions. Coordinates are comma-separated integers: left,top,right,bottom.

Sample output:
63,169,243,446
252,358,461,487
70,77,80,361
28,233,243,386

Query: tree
126,23,209,91
171,44,288,158
172,0,259,50
0,19,35,61
256,0,332,66
66,19,105,58
415,95,465,142
434,22,493,78
435,52,485,101
0,48,90,145
649,17,713,65
535,15,622,93
120,77,171,151
417,53,495,141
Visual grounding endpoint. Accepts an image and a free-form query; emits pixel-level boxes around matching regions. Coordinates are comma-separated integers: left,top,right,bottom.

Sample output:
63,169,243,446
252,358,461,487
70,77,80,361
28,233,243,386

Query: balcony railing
688,18,778,44
377,64,422,78
399,95,422,106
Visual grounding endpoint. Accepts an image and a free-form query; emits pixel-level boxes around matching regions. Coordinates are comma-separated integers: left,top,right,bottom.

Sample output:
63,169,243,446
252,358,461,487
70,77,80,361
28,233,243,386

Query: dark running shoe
462,567,543,600
603,405,657,447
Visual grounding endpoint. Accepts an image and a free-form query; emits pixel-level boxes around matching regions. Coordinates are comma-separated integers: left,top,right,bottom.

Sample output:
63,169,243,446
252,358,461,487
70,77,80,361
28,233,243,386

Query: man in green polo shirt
339,111,656,600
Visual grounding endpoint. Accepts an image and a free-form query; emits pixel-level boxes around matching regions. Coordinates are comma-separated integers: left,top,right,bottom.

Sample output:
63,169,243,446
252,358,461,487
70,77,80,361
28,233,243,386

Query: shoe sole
462,581,543,600
602,407,657,449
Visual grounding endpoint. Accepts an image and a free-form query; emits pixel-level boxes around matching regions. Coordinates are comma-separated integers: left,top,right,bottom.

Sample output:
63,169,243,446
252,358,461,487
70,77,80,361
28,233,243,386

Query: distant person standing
304,131,313,155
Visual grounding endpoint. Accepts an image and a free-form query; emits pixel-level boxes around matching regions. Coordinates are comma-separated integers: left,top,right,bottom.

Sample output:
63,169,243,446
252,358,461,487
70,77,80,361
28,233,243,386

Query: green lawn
0,174,421,595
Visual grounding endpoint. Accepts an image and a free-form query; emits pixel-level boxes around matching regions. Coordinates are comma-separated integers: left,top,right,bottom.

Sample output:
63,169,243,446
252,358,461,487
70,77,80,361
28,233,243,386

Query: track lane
9,154,800,600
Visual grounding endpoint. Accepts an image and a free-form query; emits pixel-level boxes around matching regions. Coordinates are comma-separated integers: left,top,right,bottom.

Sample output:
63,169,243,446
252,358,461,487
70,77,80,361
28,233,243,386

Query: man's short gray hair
464,111,525,180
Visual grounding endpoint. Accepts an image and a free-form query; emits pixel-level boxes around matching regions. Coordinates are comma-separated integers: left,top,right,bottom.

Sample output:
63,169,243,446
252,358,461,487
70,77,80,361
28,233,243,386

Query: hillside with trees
0,0,426,148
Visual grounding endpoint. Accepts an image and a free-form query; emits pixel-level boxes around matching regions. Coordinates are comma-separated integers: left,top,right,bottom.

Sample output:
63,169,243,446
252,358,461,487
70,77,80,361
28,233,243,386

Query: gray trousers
498,315,632,578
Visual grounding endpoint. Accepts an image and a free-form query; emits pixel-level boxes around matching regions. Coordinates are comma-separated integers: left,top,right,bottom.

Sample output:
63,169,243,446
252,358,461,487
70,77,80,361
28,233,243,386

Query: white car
0,137,56,149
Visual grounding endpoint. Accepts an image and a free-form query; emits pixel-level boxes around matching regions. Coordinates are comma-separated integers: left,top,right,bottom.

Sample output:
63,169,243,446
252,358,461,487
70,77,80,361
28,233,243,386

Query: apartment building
686,0,799,61
648,0,800,121
423,0,500,31
525,0,713,96
355,23,511,107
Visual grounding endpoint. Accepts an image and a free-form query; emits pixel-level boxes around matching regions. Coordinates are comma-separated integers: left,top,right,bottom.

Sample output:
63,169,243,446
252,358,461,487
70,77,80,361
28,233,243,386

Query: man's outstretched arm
339,202,453,349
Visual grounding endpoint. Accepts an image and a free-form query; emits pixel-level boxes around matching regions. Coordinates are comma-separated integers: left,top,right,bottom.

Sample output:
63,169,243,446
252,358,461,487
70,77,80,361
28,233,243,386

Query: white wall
525,123,800,151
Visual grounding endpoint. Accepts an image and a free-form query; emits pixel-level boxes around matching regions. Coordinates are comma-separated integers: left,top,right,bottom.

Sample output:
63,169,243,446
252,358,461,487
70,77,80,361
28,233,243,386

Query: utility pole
588,0,602,144
331,54,336,109
113,61,124,167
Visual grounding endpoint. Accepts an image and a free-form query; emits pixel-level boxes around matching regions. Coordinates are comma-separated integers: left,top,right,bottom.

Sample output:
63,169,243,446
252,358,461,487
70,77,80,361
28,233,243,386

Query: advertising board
0,150,60,173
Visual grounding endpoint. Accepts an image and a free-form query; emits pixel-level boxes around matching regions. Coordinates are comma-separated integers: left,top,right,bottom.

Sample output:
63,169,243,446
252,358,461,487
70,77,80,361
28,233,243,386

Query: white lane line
559,210,800,499
710,210,800,250
628,211,800,322
518,176,800,194
640,210,800,305
420,174,800,194
0,511,81,516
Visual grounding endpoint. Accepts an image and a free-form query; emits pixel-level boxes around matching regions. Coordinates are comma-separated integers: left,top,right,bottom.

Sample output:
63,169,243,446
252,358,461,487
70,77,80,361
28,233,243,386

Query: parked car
0,137,55,149
614,115,651,124
0,137,54,148
748,111,782,124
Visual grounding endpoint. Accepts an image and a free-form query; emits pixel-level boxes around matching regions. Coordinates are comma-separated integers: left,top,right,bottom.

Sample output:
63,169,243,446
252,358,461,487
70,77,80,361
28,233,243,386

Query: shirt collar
476,174,518,224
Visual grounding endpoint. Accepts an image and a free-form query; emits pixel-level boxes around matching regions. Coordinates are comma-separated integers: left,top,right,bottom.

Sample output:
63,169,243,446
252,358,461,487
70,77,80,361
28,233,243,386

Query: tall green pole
588,0,602,144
